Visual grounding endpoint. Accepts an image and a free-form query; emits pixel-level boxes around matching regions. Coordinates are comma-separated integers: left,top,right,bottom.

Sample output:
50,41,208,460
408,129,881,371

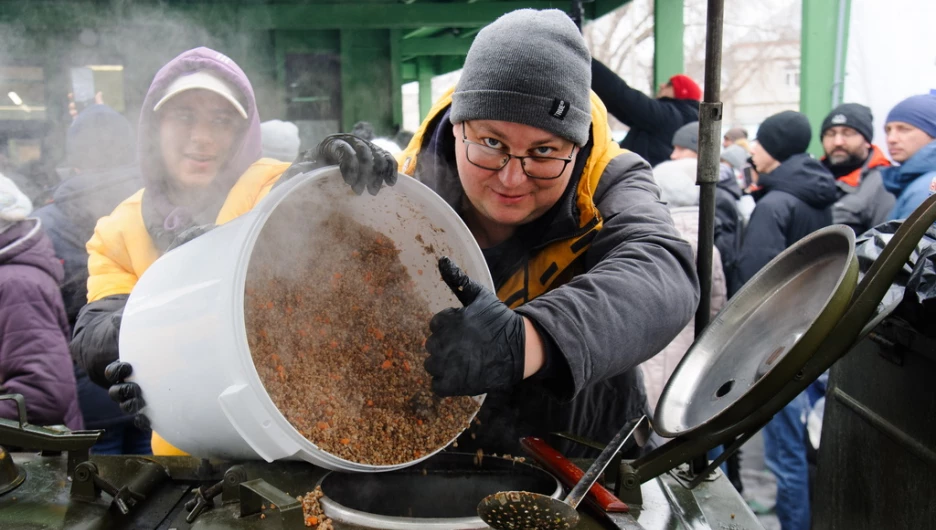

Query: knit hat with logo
821,103,874,143
451,9,592,146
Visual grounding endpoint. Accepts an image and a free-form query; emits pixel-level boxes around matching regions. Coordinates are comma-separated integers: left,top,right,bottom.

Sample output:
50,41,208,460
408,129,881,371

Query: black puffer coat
591,59,700,167
734,154,838,287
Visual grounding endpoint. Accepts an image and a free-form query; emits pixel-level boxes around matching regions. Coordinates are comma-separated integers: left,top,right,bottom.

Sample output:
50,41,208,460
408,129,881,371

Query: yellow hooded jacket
85,158,289,454
398,88,625,306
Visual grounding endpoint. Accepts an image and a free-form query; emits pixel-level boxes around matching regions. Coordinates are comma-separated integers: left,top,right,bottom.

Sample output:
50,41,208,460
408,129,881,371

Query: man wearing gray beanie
395,8,699,458
670,121,700,160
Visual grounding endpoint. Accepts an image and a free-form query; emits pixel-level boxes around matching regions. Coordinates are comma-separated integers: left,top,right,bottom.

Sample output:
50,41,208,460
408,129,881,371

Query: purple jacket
0,220,83,429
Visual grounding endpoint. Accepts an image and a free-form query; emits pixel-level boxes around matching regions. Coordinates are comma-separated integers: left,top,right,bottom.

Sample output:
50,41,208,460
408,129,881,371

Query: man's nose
498,157,526,187
189,119,214,144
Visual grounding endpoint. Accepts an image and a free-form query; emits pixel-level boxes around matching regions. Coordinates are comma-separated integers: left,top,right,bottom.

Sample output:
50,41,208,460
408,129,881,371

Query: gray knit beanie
451,9,592,146
672,121,699,152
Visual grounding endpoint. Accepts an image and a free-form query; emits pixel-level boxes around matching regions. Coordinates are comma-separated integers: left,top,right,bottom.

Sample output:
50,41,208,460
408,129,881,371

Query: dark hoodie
591,59,700,166
734,153,838,287
34,104,140,326
138,47,262,251
716,168,744,295
0,220,82,429
33,104,142,432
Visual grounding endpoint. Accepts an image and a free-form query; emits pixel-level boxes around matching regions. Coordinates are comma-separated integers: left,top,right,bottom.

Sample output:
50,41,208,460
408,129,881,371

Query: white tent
843,0,936,150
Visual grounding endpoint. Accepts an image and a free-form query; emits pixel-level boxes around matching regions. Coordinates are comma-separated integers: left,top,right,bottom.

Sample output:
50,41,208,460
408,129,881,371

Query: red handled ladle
477,415,650,530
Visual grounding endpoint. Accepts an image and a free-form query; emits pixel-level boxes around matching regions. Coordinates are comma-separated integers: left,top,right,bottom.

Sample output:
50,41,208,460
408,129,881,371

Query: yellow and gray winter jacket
398,88,699,456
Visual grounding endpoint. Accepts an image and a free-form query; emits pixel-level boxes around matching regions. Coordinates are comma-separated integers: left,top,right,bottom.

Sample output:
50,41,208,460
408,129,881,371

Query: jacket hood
653,158,699,207
51,166,143,223
0,219,64,283
758,152,838,209
139,47,262,231
865,144,892,170
717,164,743,199
883,139,936,194
64,104,135,171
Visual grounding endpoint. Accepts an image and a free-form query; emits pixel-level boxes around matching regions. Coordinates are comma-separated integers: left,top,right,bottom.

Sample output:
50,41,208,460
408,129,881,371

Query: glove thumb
438,256,483,306
104,361,133,385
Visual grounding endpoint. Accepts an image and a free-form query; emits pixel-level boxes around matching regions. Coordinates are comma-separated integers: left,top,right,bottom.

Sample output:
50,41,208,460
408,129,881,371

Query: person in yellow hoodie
395,9,700,457
69,47,396,455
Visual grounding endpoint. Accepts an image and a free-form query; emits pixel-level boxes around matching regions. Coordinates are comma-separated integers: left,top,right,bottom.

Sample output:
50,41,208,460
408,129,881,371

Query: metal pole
694,0,724,337
690,0,725,477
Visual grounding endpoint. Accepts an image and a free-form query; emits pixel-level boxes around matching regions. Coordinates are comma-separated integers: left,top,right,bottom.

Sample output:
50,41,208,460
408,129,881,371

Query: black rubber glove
105,361,150,430
424,257,526,397
166,224,215,252
279,134,398,195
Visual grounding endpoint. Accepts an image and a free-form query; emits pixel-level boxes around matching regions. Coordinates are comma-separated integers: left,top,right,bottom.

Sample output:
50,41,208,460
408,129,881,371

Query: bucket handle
218,384,301,463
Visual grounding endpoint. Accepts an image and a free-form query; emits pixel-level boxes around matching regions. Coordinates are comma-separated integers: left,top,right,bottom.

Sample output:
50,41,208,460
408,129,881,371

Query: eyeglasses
461,123,576,180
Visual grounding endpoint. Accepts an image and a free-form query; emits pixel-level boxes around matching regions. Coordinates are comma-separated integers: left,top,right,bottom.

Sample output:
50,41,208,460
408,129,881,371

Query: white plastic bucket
119,166,492,472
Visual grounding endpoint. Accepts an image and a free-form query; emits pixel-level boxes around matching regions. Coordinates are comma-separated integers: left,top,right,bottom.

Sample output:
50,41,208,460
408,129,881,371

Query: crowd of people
0,8,934,530
597,62,934,529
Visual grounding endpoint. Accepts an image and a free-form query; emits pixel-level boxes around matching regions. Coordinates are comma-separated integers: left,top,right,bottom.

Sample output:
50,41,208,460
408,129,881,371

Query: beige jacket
641,206,728,412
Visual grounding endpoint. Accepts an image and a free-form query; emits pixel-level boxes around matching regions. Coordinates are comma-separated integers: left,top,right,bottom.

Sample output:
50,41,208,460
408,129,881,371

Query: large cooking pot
318,452,564,529
119,167,492,472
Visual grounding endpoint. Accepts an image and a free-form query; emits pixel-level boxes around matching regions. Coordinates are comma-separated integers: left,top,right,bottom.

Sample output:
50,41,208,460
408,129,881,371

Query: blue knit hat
885,94,936,139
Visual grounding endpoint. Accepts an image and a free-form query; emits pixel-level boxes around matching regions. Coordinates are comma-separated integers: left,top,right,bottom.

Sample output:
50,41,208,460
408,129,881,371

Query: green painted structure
0,0,847,169
801,0,850,155
653,0,684,93
0,0,628,169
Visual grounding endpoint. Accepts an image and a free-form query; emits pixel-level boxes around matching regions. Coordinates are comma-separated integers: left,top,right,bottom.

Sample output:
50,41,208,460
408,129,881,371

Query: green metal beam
653,0,684,91
0,2,574,30
589,0,633,20
340,29,396,135
401,36,474,57
437,56,466,76
403,26,445,39
416,56,435,121
801,0,841,156
390,28,403,129
402,62,417,82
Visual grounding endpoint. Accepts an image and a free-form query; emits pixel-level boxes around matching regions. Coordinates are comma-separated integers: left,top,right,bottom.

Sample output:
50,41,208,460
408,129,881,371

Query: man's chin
177,173,218,190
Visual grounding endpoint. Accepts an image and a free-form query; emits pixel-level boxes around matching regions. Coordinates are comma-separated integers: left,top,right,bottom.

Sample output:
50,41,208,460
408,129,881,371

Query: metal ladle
478,416,650,530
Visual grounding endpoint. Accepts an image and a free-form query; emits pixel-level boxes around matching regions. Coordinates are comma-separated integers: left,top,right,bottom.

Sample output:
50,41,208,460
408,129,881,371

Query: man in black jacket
591,59,700,166
736,111,837,284
736,110,837,530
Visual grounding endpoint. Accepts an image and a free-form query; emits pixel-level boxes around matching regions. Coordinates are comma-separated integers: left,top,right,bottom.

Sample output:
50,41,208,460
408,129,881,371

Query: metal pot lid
654,225,858,438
